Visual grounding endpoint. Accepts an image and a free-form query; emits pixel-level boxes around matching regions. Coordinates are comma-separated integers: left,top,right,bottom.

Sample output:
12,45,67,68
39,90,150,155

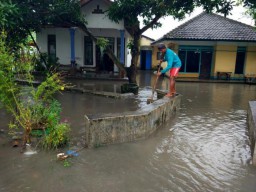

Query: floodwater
1,72,256,192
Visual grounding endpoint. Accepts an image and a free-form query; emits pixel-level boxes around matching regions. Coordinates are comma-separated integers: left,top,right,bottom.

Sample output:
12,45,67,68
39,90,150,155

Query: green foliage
43,123,70,149
0,32,32,119
216,1,235,17
33,53,60,73
30,128,50,137
63,159,71,167
0,0,85,51
27,99,70,149
96,37,109,50
0,1,19,28
127,39,134,50
108,0,236,31
0,32,70,149
242,0,256,24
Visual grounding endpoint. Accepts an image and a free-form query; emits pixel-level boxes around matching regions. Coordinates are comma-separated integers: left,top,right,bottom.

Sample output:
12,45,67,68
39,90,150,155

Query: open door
199,51,213,79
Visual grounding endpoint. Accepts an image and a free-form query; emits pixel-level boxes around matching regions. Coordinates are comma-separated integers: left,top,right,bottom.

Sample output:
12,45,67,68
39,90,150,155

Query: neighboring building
139,35,155,70
36,0,131,73
151,12,256,80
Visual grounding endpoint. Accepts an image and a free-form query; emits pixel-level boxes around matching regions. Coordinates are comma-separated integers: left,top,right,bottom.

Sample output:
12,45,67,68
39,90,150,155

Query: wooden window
47,35,56,60
84,36,93,66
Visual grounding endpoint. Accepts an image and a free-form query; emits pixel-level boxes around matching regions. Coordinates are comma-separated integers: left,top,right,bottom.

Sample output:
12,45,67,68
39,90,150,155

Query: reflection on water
1,74,256,192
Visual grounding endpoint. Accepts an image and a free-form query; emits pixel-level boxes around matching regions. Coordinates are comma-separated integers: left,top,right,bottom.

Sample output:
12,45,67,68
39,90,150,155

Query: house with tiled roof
151,12,256,80
36,0,131,74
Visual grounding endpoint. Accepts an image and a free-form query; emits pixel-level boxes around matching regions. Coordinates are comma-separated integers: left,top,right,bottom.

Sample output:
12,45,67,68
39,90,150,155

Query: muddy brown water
1,72,256,192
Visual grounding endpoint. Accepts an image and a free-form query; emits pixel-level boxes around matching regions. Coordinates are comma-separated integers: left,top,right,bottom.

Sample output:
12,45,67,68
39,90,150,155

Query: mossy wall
248,101,256,166
84,95,181,148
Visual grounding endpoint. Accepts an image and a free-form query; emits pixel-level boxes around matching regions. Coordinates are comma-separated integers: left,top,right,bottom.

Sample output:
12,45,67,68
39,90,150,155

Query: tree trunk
105,47,126,76
22,121,32,150
128,34,140,84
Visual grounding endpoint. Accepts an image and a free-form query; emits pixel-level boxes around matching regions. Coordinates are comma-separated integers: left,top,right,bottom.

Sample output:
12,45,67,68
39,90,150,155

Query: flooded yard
1,73,256,192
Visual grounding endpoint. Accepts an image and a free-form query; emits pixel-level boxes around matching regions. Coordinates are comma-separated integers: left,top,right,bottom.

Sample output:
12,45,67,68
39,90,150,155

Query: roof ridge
212,12,255,29
163,11,207,38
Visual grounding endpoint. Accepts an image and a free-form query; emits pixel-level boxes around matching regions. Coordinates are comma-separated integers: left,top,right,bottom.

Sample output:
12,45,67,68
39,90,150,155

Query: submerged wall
84,95,181,148
248,101,256,166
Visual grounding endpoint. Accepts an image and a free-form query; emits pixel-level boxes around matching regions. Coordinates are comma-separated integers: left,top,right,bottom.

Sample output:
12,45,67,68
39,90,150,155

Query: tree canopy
0,0,84,50
242,0,256,24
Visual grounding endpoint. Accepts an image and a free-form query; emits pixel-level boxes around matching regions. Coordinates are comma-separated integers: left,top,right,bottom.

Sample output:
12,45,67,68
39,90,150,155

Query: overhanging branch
140,14,162,35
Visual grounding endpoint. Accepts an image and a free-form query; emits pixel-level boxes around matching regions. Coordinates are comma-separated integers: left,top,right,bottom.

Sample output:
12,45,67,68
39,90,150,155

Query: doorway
140,50,152,70
199,51,213,79
95,37,114,72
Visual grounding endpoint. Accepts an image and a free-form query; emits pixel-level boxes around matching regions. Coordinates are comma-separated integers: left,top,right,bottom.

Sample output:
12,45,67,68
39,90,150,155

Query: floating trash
66,150,79,157
169,128,176,132
12,140,19,147
57,153,68,160
57,147,84,161
23,144,37,155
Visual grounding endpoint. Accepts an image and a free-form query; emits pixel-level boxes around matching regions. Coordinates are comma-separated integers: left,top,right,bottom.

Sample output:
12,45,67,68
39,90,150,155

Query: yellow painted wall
138,37,154,69
152,46,159,69
150,43,256,79
213,45,237,77
140,37,152,46
244,46,256,75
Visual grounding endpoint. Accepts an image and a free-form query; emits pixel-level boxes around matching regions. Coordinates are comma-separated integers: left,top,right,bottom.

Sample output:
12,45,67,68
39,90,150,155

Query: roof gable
81,0,112,7
141,35,155,41
162,12,256,42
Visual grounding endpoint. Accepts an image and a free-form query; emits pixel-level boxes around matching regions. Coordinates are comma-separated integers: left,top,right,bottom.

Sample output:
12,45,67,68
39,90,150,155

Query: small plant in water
63,159,71,167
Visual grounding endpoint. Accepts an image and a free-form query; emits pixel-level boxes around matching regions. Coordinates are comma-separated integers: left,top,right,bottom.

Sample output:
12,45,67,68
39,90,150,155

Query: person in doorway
156,44,182,97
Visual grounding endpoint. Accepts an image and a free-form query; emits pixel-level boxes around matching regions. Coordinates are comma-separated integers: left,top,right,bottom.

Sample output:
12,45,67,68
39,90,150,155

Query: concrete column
69,27,76,67
120,30,125,65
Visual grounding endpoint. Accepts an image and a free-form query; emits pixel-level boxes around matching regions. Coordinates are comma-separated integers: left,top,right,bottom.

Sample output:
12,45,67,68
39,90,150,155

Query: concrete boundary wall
84,95,181,148
248,101,256,165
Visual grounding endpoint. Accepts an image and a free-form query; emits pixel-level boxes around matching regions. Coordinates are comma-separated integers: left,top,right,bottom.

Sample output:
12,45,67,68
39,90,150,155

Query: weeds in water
63,159,71,167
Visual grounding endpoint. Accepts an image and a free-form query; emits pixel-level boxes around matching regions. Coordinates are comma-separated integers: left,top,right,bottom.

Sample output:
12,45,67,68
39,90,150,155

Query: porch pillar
69,27,76,67
120,30,125,65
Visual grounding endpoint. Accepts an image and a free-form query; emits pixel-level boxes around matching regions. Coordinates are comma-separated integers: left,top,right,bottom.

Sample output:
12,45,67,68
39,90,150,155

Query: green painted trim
178,46,214,76
179,45,213,51
237,46,246,52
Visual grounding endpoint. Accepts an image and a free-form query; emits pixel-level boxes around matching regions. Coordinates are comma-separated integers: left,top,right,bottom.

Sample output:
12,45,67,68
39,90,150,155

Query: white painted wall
81,0,124,30
37,28,131,68
36,0,132,69
37,28,78,65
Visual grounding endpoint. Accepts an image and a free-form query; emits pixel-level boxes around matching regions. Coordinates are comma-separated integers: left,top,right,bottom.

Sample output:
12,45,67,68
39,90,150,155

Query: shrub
0,31,70,149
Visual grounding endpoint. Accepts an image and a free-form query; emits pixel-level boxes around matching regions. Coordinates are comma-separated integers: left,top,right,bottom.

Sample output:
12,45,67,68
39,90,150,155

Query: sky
140,5,255,40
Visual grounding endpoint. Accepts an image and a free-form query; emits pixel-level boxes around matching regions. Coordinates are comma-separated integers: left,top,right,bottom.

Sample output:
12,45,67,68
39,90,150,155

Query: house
139,35,155,70
151,12,256,80
36,0,132,74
